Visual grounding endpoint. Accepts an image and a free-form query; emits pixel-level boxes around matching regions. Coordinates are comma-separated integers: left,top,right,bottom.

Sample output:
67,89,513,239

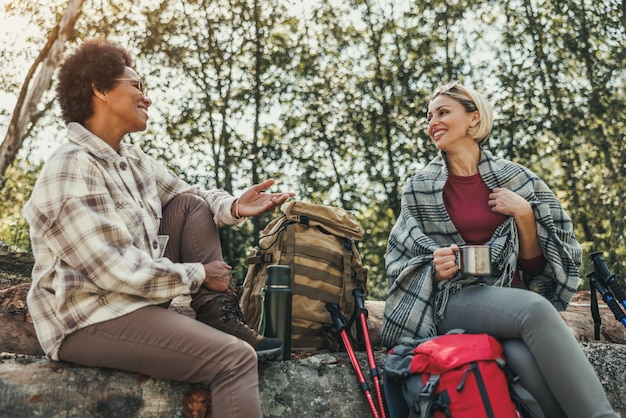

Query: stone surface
1,273,625,417
0,353,209,418
1,344,625,417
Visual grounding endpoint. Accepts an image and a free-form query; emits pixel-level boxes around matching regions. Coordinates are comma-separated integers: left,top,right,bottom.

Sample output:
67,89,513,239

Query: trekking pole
587,272,626,333
326,302,380,418
353,288,387,418
591,252,626,311
588,274,603,340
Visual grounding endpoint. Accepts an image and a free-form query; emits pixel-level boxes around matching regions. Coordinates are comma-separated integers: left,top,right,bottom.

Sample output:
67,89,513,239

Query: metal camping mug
457,245,492,276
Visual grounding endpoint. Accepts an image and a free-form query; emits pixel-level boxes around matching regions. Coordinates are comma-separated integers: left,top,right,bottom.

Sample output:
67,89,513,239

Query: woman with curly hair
23,38,294,418
381,81,615,417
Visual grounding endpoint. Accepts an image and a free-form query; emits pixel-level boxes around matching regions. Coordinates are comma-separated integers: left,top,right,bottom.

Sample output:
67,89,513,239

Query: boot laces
219,291,247,324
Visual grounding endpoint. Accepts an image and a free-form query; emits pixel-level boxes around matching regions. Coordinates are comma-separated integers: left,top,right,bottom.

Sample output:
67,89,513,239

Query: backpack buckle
296,215,310,226
420,375,440,398
247,253,274,265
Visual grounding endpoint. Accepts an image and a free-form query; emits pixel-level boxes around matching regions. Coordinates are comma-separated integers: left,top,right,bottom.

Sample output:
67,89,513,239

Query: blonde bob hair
429,80,493,144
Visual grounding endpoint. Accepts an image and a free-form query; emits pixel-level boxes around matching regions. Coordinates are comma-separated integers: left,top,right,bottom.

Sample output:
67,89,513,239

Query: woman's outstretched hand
234,179,295,218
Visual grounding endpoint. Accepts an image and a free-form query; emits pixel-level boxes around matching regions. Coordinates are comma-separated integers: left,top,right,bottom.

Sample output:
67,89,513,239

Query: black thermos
264,265,292,360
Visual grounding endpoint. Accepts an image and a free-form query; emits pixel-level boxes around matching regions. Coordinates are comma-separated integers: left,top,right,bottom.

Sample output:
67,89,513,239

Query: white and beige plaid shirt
23,122,242,360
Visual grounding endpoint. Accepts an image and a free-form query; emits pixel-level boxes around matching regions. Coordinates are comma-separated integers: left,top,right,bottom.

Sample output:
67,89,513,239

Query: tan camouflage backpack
240,200,368,352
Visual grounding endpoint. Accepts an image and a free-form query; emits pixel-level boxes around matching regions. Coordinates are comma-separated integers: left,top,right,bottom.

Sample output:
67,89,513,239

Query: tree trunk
0,283,43,356
0,0,85,188
2,284,625,356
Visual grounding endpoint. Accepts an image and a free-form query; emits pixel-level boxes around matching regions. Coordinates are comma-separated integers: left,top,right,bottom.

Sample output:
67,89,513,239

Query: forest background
0,0,624,299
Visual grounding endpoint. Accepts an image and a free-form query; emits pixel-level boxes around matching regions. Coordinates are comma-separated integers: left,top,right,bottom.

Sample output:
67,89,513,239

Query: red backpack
385,332,524,418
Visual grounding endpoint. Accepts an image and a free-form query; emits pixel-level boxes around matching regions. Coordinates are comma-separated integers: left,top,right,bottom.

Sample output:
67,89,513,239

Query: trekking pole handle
589,272,626,326
353,288,368,318
591,252,626,310
326,303,348,332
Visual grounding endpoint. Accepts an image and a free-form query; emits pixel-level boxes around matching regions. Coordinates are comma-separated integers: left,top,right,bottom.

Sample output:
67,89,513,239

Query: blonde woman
381,81,615,417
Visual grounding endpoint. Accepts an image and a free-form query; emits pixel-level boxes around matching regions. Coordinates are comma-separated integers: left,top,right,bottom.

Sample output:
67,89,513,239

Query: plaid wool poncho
380,149,582,348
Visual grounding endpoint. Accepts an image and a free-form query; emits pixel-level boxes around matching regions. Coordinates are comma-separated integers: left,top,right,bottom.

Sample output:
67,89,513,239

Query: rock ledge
1,342,625,417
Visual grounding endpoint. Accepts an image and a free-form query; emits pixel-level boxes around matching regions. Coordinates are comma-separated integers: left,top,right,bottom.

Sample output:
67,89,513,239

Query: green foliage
356,205,396,300
486,0,626,286
0,160,41,251
1,0,624,298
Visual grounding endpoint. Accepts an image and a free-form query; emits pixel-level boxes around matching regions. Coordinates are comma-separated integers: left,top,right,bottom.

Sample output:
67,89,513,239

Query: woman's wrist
232,198,242,219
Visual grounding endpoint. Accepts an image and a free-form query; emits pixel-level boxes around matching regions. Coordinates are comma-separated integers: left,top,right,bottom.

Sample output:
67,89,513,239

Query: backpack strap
284,222,355,306
498,355,546,418
403,373,439,418
341,237,357,322
418,374,440,418
285,222,296,266
257,286,266,335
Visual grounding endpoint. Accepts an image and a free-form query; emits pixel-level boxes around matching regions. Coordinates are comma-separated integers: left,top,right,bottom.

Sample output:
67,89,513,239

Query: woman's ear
92,83,108,102
469,110,480,128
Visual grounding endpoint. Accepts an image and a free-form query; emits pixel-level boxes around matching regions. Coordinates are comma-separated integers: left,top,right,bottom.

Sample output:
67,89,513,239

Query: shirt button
190,281,200,293
152,240,159,249
120,162,128,170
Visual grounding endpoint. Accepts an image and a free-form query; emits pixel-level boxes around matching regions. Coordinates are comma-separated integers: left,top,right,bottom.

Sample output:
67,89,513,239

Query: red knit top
444,172,546,284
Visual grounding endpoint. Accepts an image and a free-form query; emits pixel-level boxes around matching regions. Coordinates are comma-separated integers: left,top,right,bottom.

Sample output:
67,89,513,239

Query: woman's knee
161,193,221,263
163,193,210,217
224,339,258,371
238,342,258,369
210,339,258,383
516,291,562,327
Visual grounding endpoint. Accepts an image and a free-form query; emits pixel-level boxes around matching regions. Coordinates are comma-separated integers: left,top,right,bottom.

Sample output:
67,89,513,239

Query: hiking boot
195,289,283,361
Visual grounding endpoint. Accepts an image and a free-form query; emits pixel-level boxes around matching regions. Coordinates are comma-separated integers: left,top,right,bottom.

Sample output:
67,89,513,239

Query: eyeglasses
114,78,148,97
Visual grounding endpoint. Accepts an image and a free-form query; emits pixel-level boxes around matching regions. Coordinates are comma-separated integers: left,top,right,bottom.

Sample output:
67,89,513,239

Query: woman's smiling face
426,94,479,151
107,66,151,134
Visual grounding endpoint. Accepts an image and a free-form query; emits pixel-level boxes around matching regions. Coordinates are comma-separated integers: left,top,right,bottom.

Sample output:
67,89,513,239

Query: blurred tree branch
0,0,84,189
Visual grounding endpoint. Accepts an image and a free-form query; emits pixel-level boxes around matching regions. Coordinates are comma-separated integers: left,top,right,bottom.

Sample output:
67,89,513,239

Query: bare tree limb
0,0,85,189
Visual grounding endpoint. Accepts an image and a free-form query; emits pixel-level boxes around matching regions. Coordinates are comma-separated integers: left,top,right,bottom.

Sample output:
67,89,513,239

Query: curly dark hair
56,38,133,125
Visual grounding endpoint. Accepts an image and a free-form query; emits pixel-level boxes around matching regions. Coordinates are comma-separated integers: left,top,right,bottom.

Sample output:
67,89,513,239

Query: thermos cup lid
266,265,292,287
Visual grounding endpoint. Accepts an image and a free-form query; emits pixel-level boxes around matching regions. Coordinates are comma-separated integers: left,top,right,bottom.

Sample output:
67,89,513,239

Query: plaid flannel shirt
23,122,243,360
